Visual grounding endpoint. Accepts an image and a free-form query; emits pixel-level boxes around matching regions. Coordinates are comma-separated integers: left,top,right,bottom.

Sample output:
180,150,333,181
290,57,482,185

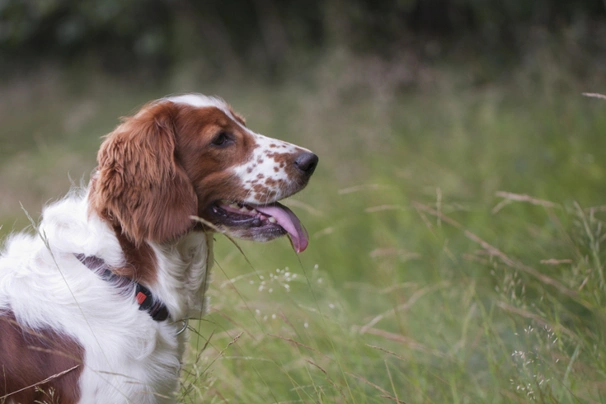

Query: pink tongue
256,203,309,253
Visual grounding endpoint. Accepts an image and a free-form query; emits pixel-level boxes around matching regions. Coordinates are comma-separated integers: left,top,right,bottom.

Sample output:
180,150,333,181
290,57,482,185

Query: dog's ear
90,103,197,245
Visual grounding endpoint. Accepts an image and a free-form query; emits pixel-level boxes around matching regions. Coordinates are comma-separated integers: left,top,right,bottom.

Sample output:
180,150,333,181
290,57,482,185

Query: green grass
2,61,606,403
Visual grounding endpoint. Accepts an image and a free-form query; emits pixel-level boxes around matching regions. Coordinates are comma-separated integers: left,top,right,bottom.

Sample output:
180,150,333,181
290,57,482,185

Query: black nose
294,152,319,176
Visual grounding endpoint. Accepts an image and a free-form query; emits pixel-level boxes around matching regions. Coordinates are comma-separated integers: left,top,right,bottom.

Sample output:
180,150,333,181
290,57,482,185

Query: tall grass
2,55,606,402
176,198,606,402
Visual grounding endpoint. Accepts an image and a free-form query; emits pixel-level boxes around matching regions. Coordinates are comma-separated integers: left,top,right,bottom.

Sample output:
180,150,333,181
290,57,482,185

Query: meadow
2,56,606,403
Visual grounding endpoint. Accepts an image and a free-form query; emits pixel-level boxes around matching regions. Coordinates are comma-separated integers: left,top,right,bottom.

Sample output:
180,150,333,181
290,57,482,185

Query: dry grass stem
305,359,327,375
269,334,330,359
492,191,558,214
0,366,79,400
25,346,83,363
540,259,573,265
200,332,244,376
359,328,447,358
366,344,406,361
338,184,390,194
412,201,590,308
359,282,447,333
582,92,606,100
496,301,576,339
345,372,406,403
365,205,406,213
283,199,323,216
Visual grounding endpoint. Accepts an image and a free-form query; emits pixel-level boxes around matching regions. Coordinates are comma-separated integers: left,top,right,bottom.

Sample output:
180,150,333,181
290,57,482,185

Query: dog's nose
294,152,319,176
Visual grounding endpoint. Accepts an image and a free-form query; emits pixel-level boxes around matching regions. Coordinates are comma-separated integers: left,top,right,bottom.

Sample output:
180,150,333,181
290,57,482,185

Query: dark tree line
1,0,604,76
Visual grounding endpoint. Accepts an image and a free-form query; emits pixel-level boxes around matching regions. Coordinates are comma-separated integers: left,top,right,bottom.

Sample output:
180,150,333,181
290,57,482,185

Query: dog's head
89,94,318,253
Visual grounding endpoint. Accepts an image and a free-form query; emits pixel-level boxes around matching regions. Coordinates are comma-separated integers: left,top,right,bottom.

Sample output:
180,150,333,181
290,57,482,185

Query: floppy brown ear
90,103,197,245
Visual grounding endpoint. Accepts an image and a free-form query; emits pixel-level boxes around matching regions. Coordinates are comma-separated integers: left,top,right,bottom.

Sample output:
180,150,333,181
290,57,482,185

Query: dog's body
0,94,317,403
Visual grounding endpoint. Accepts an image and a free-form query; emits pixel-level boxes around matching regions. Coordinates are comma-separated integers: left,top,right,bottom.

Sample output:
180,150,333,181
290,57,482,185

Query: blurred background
2,1,606,402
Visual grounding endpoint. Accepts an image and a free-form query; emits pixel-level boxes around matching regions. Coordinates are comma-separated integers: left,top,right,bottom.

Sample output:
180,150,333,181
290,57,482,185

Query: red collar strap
75,254,169,322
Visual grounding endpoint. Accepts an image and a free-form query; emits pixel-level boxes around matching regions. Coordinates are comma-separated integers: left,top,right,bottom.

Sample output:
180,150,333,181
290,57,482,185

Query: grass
2,57,606,402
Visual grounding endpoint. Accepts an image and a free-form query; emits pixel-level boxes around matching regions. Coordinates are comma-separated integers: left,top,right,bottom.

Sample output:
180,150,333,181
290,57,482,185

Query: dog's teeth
241,206,250,212
229,203,239,209
250,209,258,214
268,217,277,223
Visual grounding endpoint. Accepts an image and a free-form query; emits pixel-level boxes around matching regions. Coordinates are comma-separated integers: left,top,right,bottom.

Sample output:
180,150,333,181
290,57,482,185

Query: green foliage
172,72,606,401
1,0,605,75
0,0,172,72
2,53,606,401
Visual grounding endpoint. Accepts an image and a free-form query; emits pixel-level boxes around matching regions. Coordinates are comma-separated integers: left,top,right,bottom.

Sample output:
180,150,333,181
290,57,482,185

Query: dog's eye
211,132,231,147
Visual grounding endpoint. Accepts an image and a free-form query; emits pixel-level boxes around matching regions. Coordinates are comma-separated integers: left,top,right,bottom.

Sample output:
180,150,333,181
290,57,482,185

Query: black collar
75,254,169,322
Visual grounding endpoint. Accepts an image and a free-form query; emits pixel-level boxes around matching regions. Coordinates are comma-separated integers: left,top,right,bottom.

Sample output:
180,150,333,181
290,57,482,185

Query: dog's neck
104,218,214,322
148,231,214,321
44,188,214,324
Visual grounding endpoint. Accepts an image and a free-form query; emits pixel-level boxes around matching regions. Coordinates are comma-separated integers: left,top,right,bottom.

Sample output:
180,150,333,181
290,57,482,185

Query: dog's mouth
206,200,309,253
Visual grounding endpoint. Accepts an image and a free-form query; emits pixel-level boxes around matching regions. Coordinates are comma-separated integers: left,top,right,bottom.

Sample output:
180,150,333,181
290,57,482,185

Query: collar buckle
175,319,189,335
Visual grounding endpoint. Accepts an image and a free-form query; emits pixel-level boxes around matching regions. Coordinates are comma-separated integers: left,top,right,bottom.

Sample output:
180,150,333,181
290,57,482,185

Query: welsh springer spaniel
0,94,318,403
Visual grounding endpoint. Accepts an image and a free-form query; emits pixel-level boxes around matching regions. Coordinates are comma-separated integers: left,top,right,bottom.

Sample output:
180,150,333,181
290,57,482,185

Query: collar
75,253,170,322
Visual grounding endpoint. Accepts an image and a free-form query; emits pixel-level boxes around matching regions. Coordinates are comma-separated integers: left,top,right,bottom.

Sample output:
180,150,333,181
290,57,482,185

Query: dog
0,94,318,403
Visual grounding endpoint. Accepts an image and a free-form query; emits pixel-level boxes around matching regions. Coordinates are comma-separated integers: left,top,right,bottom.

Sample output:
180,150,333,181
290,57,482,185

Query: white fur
233,132,310,204
163,93,231,117
0,189,212,403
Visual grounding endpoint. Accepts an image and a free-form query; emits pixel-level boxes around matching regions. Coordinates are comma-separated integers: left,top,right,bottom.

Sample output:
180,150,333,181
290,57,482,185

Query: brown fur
0,311,83,403
89,103,258,251
89,103,198,246
172,105,256,213
111,226,159,285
